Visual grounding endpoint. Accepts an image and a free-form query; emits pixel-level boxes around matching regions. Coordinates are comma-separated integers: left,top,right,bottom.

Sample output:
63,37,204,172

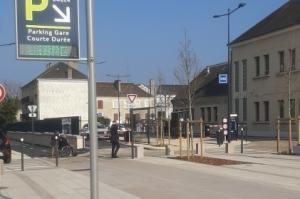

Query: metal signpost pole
86,0,98,198
20,138,24,171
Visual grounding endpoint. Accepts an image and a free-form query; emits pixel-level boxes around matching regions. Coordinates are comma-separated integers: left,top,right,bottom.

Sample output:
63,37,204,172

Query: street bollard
82,135,85,149
55,135,59,167
179,121,182,158
130,131,135,159
241,128,244,154
196,143,199,154
20,138,24,171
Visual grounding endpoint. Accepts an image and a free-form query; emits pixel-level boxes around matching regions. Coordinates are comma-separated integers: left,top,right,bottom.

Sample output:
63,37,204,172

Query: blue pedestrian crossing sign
218,74,228,84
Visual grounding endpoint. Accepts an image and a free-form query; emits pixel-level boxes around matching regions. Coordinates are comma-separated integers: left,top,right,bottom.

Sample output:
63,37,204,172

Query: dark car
0,131,11,163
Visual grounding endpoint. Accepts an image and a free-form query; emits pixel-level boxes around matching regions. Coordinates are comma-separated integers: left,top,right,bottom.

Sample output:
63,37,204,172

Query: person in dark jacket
110,124,120,158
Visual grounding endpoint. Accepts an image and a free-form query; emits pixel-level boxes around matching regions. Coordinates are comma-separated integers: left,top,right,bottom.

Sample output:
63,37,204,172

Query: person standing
110,124,120,158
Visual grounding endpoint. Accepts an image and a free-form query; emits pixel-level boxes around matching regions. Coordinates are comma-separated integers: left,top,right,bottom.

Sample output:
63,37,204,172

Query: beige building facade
95,82,153,125
192,63,228,126
230,0,300,137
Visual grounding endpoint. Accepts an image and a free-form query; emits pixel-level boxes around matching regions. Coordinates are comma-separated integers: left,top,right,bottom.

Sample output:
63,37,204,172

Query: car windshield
98,124,106,128
83,123,107,129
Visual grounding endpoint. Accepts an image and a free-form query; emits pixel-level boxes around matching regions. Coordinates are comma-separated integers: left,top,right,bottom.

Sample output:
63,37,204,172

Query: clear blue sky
0,0,288,86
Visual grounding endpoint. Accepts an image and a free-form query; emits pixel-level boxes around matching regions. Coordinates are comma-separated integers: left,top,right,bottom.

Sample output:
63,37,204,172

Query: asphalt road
53,140,300,199
8,139,300,199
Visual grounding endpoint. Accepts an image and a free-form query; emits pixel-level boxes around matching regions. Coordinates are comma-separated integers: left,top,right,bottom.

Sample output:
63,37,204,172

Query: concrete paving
0,166,140,199
0,138,299,199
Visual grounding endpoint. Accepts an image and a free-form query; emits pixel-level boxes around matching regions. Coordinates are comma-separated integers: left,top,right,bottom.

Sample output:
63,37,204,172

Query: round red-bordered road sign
0,84,6,103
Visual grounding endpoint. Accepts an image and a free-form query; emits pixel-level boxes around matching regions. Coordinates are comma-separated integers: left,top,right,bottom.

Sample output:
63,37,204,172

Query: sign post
15,0,80,60
0,84,6,103
28,105,37,134
85,0,98,198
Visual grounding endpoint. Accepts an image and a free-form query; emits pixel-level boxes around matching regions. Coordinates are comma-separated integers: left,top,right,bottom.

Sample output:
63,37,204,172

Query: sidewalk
0,166,140,199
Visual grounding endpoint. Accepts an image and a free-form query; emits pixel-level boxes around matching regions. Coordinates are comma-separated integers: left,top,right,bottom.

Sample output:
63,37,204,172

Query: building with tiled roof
230,0,300,138
171,63,228,124
21,62,88,124
21,62,154,127
96,82,153,124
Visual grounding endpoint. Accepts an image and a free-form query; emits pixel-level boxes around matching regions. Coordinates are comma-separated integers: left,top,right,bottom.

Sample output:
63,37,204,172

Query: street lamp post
213,2,246,126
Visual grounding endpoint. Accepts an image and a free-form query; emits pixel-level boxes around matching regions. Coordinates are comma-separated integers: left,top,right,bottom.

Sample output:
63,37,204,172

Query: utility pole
107,74,130,127
288,48,293,154
86,0,98,198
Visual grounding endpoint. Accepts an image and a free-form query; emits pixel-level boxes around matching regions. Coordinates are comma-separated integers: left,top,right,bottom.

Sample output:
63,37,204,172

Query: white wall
38,79,88,124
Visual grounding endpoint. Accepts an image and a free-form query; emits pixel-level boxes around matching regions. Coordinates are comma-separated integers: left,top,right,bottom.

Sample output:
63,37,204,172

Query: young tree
0,98,19,130
3,80,21,99
174,31,200,156
174,31,199,121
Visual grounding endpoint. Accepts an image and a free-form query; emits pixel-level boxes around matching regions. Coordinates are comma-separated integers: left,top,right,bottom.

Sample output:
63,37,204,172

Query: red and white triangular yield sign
127,94,137,103
0,84,6,103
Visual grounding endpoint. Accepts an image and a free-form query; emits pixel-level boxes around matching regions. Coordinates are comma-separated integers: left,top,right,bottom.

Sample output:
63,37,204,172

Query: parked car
0,131,11,163
80,123,110,139
118,124,131,136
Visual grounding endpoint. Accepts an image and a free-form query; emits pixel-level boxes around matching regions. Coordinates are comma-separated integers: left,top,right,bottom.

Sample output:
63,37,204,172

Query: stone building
230,0,300,137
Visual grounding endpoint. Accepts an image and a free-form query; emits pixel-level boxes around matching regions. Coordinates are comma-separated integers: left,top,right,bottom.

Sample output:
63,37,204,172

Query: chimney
65,61,77,69
149,79,155,96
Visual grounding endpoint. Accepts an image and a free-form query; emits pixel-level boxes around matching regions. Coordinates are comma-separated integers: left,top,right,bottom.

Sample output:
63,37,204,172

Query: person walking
110,123,120,158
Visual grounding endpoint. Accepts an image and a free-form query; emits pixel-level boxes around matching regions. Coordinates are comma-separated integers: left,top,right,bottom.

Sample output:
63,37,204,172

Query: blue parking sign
218,74,228,84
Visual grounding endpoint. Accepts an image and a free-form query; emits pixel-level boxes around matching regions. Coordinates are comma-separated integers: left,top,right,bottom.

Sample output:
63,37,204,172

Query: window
235,61,239,92
263,101,269,121
255,56,260,76
125,113,130,123
243,98,247,121
290,49,296,71
144,100,149,107
242,59,247,91
279,51,285,72
201,108,205,121
278,100,284,118
207,107,211,122
235,98,239,116
112,100,119,109
264,54,269,75
97,100,103,109
255,102,260,121
213,107,218,122
113,113,119,121
290,99,295,118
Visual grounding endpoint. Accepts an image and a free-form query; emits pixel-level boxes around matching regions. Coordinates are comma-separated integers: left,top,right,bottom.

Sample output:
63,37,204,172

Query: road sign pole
86,0,98,198
31,117,34,134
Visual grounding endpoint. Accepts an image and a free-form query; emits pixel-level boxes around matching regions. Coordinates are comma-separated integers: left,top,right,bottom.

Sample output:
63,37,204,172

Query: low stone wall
7,131,84,149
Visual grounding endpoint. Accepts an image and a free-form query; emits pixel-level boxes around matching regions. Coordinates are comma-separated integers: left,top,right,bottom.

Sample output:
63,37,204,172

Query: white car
117,124,131,136
80,123,110,139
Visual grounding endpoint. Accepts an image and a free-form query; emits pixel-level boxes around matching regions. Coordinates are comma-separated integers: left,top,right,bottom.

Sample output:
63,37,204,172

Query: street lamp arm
213,2,246,18
0,42,15,47
213,13,228,18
